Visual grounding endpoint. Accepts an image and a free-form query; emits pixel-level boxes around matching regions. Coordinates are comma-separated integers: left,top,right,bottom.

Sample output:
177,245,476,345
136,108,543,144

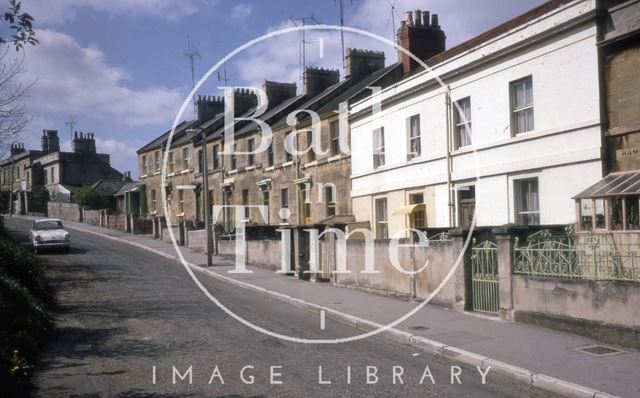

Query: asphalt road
5,217,555,398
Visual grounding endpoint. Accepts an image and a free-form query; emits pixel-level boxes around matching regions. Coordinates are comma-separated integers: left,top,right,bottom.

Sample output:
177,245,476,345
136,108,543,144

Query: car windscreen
35,221,63,230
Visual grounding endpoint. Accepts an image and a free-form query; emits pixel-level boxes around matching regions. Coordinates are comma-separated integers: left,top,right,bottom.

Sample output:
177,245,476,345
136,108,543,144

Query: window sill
181,169,190,175
303,160,318,168
228,169,238,175
265,165,275,172
283,161,294,167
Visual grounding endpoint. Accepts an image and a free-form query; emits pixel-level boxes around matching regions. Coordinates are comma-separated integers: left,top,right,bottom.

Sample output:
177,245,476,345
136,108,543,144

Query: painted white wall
350,0,602,232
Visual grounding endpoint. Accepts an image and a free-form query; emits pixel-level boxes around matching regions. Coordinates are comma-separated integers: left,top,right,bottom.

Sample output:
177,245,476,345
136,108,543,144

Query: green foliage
73,185,110,210
29,185,49,207
0,190,8,211
0,229,52,395
1,0,37,51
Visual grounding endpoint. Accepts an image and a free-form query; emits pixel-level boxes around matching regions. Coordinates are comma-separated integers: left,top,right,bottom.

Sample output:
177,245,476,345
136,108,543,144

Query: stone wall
512,275,640,347
47,201,82,222
83,209,102,226
333,239,464,307
193,235,283,271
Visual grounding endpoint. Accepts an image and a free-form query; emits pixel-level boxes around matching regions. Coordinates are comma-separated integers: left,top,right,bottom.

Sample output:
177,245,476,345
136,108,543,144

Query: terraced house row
132,0,640,240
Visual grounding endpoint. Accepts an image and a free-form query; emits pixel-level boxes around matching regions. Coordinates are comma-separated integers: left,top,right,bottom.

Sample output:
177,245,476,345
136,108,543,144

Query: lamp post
189,128,213,267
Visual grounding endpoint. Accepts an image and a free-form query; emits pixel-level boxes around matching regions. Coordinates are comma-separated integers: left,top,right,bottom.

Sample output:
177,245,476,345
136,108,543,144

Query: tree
29,184,48,205
73,186,110,210
0,0,36,158
1,0,37,51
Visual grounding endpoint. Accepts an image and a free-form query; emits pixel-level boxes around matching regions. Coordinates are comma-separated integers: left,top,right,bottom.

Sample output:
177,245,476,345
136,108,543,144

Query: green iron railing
428,232,453,244
514,229,640,283
470,239,499,314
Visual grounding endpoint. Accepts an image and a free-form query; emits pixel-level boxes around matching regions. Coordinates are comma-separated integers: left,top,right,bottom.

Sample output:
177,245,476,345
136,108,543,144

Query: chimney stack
72,131,97,154
344,48,386,80
10,143,25,157
233,88,259,116
41,129,60,154
303,67,340,96
397,8,446,75
195,95,225,122
263,80,297,108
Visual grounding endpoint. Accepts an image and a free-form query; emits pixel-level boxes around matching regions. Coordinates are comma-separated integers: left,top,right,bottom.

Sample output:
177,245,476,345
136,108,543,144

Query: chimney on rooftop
397,8,446,75
195,95,225,122
10,143,25,157
344,48,386,80
303,67,340,96
41,129,60,154
263,80,297,108
72,131,97,154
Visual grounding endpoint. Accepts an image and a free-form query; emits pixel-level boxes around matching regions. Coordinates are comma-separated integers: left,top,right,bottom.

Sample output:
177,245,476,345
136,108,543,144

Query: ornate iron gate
470,240,499,314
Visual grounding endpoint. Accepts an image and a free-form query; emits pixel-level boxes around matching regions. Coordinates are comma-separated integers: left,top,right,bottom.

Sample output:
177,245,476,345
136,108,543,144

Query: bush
29,185,50,209
73,185,109,210
0,229,53,396
0,190,9,212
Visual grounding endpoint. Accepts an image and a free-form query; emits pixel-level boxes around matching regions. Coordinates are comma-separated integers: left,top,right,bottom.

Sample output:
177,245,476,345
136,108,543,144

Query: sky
12,0,544,177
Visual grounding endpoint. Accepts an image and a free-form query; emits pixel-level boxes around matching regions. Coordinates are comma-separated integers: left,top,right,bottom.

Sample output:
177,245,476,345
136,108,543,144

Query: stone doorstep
19,216,622,398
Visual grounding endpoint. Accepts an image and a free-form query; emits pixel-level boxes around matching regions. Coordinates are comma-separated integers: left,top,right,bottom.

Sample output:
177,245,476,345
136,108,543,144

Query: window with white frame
325,185,336,217
280,188,289,223
454,97,472,148
267,143,274,166
141,155,147,175
510,76,534,135
231,143,237,170
373,127,385,169
182,147,190,170
178,189,184,213
168,151,174,173
247,139,255,166
213,144,220,170
285,133,293,162
330,120,340,156
407,115,421,160
154,151,160,172
514,178,540,225
262,190,270,224
375,198,388,239
151,189,157,211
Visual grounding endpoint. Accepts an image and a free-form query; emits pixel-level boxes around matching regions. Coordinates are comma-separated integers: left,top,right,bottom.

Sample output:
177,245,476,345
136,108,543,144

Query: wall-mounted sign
616,146,640,160
21,180,26,191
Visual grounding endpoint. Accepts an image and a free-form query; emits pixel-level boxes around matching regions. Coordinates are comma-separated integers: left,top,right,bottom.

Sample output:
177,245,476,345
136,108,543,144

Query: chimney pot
414,10,422,27
422,11,430,27
431,14,439,27
397,9,446,75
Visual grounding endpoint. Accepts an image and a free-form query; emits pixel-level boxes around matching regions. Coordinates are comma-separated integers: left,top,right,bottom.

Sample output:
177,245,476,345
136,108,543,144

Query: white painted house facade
349,0,603,238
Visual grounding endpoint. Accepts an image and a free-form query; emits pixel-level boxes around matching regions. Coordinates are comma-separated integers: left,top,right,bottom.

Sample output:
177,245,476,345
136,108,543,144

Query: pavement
13,215,639,397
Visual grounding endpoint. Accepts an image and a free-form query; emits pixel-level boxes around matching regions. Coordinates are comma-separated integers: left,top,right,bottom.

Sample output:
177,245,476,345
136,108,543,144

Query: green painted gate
470,240,499,314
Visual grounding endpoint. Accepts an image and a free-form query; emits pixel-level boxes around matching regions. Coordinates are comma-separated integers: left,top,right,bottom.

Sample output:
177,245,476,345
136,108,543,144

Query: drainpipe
294,129,301,225
445,86,454,227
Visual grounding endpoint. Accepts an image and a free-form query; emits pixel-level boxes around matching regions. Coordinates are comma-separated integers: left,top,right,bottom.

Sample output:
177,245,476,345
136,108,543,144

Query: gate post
177,216,185,246
492,226,518,321
152,215,159,239
448,227,472,312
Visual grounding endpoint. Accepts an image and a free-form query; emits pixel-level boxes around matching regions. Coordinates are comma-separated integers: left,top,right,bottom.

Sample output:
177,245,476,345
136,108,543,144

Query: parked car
30,219,70,254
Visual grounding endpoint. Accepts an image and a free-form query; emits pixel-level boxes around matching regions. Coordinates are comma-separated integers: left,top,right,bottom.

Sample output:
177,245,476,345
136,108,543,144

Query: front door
458,185,476,228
